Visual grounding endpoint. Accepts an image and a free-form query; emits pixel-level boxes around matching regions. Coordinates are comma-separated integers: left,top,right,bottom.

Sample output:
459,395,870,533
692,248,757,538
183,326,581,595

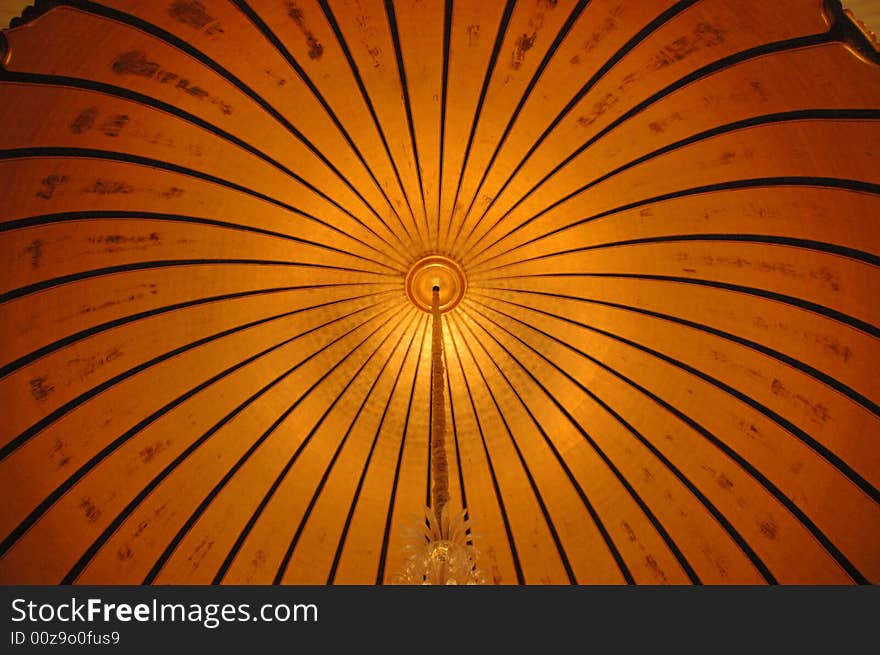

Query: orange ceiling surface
1,0,879,585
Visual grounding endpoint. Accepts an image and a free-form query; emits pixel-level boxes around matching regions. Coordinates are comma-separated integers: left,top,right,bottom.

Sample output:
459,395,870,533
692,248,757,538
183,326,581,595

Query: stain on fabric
759,520,777,540
265,69,288,86
88,232,160,253
512,32,536,69
178,79,210,99
29,377,55,401
717,474,734,490
187,538,215,571
36,174,67,200
25,239,43,268
77,283,158,316
366,44,382,68
86,180,134,195
159,187,185,199
100,114,130,137
50,439,71,469
750,79,769,101
578,93,618,128
577,72,641,128
645,554,669,583
653,22,724,69
139,439,172,464
648,112,683,134
80,498,102,522
68,347,124,382
112,50,161,77
770,378,830,423
576,8,621,60
809,267,841,292
288,1,324,59
111,51,232,114
306,34,323,59
818,335,852,362
69,107,99,134
467,24,480,45
168,0,214,29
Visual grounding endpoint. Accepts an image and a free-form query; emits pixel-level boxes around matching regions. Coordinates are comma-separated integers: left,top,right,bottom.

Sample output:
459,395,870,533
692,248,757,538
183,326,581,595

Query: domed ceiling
0,0,878,585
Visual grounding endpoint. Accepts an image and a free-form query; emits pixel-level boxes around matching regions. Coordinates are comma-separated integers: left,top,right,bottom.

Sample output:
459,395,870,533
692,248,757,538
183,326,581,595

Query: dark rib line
460,302,702,584
0,290,397,461
444,0,516,249
452,313,577,584
0,208,401,272
1,298,398,562
327,315,424,584
0,256,390,306
463,302,774,584
456,0,699,252
232,0,416,249
317,0,422,244
212,308,404,585
462,30,837,261
65,0,409,257
144,308,414,585
0,281,393,381
437,0,453,251
375,320,428,584
215,315,422,587
442,316,468,510
469,295,869,583
476,268,880,339
64,305,405,584
453,0,590,250
466,109,880,266
469,176,880,266
471,287,879,419
384,0,430,241
273,311,418,584
472,294,880,504
475,232,880,272
456,309,637,585
0,145,407,260
0,68,407,269
446,318,524,584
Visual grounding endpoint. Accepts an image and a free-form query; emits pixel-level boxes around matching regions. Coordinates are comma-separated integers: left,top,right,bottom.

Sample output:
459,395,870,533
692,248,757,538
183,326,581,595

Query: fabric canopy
0,0,878,585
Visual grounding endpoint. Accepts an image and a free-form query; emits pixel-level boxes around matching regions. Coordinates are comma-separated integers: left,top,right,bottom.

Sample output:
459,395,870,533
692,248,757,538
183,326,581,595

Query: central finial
405,255,466,313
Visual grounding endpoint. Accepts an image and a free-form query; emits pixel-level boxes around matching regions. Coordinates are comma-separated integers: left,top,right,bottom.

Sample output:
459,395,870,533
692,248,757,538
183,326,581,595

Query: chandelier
394,274,487,585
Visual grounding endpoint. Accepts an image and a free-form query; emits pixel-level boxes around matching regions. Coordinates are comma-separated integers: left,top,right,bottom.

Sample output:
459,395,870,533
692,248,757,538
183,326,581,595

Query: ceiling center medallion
405,255,467,313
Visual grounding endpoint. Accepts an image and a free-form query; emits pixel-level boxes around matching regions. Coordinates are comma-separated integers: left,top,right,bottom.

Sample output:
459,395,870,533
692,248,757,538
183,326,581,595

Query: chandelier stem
430,286,450,529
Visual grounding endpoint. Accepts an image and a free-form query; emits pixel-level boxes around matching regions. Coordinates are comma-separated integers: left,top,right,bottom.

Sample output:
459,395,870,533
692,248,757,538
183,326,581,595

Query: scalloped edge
825,0,880,64
5,1,60,30
2,1,877,73
4,1,878,62
1,1,68,70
